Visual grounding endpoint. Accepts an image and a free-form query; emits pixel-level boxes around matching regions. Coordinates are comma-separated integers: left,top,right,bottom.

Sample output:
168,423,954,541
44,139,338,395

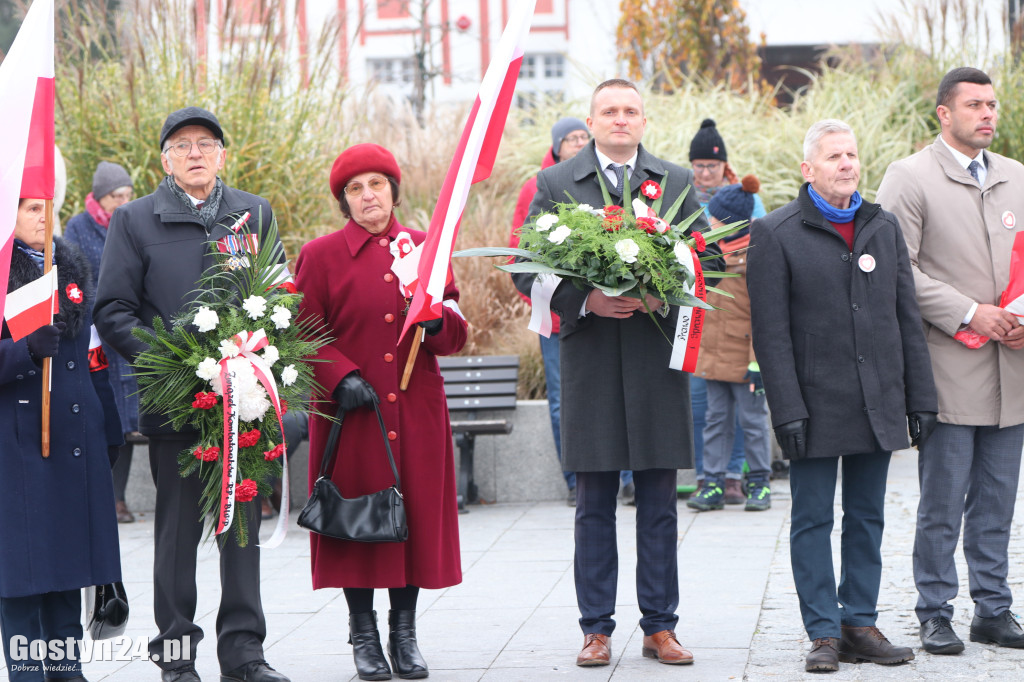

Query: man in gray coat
749,119,937,673
877,67,1024,655
514,78,708,668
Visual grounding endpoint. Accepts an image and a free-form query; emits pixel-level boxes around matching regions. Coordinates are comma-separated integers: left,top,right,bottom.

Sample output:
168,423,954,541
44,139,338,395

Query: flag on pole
0,0,56,322
4,268,57,342
399,0,537,340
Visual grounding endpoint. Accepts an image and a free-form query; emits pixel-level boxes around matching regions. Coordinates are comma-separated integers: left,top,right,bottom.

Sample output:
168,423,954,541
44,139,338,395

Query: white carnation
238,385,272,422
193,306,219,333
576,203,594,213
674,241,692,267
615,238,640,264
242,295,268,320
535,214,559,231
262,345,280,366
219,339,240,359
548,225,571,245
270,305,292,330
281,364,299,386
196,357,220,382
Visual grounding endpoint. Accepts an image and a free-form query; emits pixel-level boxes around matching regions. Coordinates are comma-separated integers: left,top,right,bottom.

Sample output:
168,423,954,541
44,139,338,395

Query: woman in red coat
294,144,466,681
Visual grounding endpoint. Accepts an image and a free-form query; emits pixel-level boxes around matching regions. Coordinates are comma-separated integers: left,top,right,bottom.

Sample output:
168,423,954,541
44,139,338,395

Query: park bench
438,354,520,511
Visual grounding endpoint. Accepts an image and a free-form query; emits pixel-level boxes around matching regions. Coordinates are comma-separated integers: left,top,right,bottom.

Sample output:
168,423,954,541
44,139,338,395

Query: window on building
368,57,416,85
542,54,564,79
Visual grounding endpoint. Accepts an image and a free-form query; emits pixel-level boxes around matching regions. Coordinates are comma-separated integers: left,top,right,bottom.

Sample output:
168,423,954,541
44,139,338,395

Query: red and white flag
0,0,56,322
4,268,57,342
399,0,537,340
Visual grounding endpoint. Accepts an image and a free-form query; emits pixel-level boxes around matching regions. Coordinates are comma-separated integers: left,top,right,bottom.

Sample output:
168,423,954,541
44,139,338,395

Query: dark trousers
0,590,82,681
111,441,133,503
149,435,267,673
789,451,891,640
914,423,1024,621
574,469,679,636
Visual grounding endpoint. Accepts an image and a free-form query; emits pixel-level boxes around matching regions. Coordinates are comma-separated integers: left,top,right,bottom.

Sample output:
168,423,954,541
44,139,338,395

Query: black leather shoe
163,664,201,682
45,676,88,682
970,610,1024,648
220,660,289,682
805,637,839,672
838,625,914,664
350,610,392,680
920,616,964,654
388,609,429,679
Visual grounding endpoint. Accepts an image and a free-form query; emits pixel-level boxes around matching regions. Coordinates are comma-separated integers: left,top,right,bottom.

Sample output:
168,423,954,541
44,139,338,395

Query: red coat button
388,431,397,441
385,313,395,323
384,353,394,362
384,273,395,283
387,393,397,403
378,238,389,247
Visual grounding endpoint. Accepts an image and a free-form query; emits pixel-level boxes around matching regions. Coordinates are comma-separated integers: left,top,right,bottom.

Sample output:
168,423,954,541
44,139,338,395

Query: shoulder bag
83,581,129,640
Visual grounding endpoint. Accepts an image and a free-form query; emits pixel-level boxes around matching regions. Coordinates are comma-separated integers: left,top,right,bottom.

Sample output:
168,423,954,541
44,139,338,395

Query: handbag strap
317,398,402,493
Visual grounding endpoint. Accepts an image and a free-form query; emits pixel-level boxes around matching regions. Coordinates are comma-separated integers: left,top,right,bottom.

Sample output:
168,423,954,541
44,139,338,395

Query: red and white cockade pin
1002,210,1016,230
858,254,876,273
640,180,662,200
66,283,83,304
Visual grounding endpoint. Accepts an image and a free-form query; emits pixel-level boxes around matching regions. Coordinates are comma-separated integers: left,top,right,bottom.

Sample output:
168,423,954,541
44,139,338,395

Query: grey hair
803,119,855,161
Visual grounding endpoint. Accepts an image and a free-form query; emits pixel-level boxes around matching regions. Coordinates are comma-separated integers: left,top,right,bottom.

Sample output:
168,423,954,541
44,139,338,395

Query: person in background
687,118,766,503
749,119,936,673
0,196,123,682
687,175,772,513
509,117,634,506
65,160,138,524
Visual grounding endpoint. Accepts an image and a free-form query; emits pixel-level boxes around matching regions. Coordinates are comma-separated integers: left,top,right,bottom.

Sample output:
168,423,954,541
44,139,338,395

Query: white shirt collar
594,147,638,173
939,134,985,172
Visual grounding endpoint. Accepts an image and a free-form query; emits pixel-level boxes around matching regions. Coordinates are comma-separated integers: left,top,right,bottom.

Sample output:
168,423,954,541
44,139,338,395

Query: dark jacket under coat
513,141,711,472
747,184,938,459
0,239,122,597
93,180,274,436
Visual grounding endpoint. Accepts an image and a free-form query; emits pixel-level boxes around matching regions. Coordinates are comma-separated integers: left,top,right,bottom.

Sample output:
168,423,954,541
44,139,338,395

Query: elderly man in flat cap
94,107,289,682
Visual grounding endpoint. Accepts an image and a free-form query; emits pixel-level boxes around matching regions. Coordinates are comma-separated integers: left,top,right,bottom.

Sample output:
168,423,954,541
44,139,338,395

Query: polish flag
1000,231,1024,320
0,0,56,323
399,0,537,340
4,268,57,342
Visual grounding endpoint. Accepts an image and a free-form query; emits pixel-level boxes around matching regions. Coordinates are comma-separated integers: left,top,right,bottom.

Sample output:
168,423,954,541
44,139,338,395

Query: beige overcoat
876,136,1024,427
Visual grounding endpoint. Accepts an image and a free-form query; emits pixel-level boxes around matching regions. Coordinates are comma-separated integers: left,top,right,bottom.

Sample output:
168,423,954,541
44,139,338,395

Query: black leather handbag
298,400,408,543
83,581,129,640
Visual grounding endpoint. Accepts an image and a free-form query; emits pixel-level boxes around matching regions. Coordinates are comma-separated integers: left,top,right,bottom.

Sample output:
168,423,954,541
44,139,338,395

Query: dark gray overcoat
747,184,938,459
513,142,709,472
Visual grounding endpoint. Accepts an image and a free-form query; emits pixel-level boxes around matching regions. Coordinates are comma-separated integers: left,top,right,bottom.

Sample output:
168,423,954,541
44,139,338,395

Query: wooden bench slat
449,420,514,435
440,367,519,382
447,396,518,410
444,381,518,397
438,355,519,369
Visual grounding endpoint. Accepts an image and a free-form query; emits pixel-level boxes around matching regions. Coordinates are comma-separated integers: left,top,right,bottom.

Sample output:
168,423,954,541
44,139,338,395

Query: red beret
329,143,402,200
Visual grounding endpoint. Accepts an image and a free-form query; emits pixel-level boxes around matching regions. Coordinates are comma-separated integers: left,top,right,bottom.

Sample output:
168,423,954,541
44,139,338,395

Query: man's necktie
608,163,625,196
968,159,980,184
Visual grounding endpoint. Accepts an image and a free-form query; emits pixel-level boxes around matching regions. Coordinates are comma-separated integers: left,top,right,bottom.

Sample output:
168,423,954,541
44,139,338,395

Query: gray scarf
164,176,224,228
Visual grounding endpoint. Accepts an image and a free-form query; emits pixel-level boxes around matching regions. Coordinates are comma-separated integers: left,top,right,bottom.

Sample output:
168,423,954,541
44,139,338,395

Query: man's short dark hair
937,67,992,109
590,78,642,116
337,174,400,220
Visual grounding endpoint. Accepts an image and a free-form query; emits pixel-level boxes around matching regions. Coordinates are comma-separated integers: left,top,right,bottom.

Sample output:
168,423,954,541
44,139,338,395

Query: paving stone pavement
8,448,1024,680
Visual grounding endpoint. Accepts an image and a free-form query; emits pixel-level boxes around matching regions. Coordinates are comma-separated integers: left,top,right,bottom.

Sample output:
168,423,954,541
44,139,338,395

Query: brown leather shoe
839,625,914,664
115,500,135,524
576,633,610,666
806,637,839,672
724,478,745,505
641,630,693,665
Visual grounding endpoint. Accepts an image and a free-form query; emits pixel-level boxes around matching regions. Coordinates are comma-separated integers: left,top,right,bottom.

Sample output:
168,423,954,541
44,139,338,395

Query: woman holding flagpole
294,144,467,681
0,197,123,681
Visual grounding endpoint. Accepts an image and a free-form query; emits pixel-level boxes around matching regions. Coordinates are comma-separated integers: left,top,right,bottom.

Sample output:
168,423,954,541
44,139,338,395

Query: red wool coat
294,218,467,589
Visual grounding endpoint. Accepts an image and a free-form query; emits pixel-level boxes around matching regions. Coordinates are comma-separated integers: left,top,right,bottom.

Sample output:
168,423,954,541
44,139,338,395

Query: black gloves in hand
25,321,66,362
774,419,808,460
744,369,764,395
333,372,378,411
418,317,443,336
908,411,938,449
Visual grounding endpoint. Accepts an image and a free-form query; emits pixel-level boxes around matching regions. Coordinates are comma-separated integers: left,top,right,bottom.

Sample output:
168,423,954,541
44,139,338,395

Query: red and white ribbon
669,248,706,373
527,274,560,337
216,329,289,547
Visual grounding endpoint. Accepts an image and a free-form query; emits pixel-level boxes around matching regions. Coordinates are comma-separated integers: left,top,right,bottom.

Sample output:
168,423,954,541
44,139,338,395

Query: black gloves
774,419,807,460
418,317,443,336
908,411,938,449
25,322,66,362
333,372,378,411
744,369,764,396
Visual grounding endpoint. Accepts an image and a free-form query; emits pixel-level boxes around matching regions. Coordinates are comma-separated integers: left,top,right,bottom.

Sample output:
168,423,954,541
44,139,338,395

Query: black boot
349,611,392,681
388,609,429,679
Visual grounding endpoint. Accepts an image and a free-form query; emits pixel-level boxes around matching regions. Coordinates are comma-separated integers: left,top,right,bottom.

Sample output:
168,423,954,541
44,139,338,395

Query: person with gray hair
748,118,936,673
877,66,1024,655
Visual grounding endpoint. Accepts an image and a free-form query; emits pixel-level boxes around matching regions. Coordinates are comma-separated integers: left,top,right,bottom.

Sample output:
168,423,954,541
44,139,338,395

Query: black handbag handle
317,397,402,493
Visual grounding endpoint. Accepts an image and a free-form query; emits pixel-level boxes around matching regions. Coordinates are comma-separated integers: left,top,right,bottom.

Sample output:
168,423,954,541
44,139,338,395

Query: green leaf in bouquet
622,169,633,217
701,219,748,245
661,183,692,226
496,262,578,277
702,271,742,279
651,170,666,215
453,246,536,259
593,166,614,207
705,285,735,298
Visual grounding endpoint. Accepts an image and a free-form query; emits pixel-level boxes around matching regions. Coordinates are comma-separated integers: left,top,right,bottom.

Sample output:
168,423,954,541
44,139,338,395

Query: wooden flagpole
40,198,54,458
400,328,424,391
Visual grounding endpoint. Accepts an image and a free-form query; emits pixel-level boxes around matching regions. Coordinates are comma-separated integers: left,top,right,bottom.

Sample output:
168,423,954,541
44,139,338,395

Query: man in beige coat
876,66,1024,656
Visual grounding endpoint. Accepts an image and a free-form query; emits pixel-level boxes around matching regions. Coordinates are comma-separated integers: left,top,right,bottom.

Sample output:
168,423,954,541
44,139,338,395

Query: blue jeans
690,376,745,480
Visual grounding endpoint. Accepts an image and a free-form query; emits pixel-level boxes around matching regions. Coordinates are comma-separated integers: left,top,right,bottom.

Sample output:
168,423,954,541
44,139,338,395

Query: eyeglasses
163,138,221,157
693,162,724,174
108,188,134,202
564,133,590,145
344,176,389,196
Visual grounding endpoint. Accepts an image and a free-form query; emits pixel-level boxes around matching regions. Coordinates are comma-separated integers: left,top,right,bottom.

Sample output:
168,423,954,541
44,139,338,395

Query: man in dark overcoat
94,107,289,682
747,119,938,673
514,78,709,667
